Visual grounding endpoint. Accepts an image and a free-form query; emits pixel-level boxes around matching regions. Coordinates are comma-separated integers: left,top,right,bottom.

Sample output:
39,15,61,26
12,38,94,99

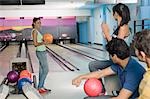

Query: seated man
72,38,145,99
133,29,150,99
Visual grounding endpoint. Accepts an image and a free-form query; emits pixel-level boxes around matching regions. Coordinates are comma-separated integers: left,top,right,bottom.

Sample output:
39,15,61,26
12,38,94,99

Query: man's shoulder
129,57,142,66
128,58,145,71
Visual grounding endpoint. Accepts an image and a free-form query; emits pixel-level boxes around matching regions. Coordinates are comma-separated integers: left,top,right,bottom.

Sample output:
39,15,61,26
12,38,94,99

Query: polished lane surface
47,44,95,72
0,45,19,76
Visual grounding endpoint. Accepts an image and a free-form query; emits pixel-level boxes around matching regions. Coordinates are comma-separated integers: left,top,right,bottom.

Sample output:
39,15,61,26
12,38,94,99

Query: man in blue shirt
72,38,145,99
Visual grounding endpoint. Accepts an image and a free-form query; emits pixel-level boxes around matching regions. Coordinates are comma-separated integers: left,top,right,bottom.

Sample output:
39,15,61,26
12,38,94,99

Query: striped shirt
139,68,150,99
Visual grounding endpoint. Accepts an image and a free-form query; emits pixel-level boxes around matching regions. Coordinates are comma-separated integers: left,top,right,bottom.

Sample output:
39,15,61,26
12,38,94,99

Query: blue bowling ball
18,78,32,90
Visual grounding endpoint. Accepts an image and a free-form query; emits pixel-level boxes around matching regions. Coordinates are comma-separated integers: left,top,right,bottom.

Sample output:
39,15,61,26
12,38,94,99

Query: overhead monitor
22,0,45,5
0,0,20,5
0,0,45,5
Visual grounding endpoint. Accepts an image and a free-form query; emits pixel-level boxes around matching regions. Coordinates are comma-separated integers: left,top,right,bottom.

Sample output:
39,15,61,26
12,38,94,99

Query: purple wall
0,17,76,26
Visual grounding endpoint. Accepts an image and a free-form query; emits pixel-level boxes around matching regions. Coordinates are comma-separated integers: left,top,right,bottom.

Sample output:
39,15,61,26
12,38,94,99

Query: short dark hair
106,38,130,60
113,3,130,26
32,17,40,28
133,29,150,57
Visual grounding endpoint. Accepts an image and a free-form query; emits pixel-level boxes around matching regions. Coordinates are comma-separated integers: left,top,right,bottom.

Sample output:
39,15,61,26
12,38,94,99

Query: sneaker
38,88,51,94
38,88,47,94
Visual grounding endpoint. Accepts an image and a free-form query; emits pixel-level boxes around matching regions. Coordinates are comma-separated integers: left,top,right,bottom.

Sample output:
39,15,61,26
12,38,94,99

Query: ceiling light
45,2,85,9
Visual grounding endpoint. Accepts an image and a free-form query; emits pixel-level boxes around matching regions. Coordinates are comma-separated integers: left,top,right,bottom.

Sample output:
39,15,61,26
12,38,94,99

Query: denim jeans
36,51,49,89
88,60,113,72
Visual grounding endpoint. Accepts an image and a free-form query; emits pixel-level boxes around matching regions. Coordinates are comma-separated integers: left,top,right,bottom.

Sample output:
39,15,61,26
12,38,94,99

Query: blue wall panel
79,22,88,44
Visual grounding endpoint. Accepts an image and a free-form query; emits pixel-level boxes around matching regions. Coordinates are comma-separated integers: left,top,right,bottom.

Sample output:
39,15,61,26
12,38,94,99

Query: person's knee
88,61,97,72
88,60,112,72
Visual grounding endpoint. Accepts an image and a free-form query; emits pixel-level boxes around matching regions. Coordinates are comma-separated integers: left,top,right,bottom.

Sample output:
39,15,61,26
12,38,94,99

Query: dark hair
106,38,130,60
133,29,150,57
113,3,130,26
32,17,40,28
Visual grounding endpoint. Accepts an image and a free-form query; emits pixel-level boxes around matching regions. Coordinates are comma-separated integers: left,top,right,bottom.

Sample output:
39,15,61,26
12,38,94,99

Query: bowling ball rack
1,74,37,95
0,58,37,95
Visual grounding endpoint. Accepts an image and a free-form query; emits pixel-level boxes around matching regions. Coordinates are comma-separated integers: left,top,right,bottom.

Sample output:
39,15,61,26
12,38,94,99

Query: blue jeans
89,60,113,72
36,51,49,89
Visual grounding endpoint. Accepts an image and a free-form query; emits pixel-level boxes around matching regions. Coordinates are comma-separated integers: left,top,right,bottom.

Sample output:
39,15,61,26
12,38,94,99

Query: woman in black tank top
89,3,131,72
101,3,130,42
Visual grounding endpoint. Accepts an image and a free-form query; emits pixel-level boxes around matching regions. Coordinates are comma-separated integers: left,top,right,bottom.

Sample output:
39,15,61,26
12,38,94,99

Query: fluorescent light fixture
45,2,85,9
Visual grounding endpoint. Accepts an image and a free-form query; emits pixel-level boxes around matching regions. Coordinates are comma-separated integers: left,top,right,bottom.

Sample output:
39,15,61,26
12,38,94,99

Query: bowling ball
84,78,103,97
7,71,19,83
18,77,32,90
43,33,53,43
20,70,32,79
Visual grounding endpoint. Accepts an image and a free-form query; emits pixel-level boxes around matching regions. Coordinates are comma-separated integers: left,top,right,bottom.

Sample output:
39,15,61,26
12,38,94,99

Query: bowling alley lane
0,45,19,76
65,44,109,60
77,43,105,51
47,44,95,72
82,43,104,50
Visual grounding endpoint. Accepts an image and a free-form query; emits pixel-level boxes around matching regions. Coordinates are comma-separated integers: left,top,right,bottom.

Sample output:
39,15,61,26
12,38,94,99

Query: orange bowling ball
20,70,32,79
43,33,53,44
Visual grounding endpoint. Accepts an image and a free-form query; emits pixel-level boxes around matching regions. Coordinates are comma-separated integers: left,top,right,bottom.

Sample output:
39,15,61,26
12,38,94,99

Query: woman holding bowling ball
32,17,51,94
